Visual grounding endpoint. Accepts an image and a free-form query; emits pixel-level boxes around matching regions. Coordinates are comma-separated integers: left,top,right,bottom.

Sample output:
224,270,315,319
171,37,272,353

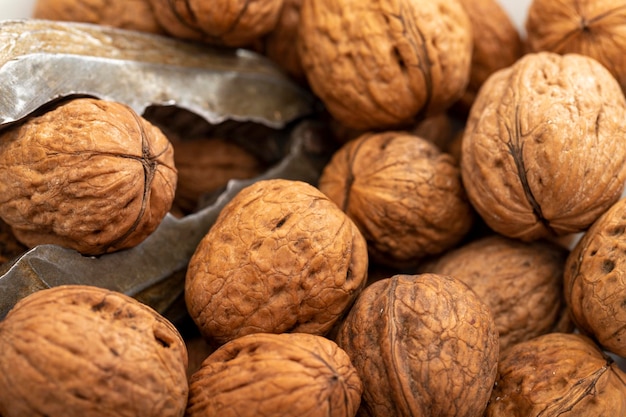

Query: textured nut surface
526,0,626,93
0,98,176,255
298,0,472,130
0,219,27,264
420,234,568,351
319,132,473,267
336,273,499,417
0,285,188,417
185,179,368,345
149,0,284,46
187,332,362,417
33,0,165,34
461,52,626,241
486,332,626,416
565,197,626,357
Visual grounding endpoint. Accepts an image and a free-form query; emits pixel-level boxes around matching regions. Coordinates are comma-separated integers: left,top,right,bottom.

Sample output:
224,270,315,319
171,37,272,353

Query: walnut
298,0,473,130
172,137,265,214
148,0,284,47
0,98,177,256
33,0,165,34
526,0,626,94
461,52,626,241
187,332,362,417
419,234,569,352
336,273,498,417
565,197,626,357
486,332,626,416
185,179,368,346
318,131,473,267
0,218,27,265
0,285,188,417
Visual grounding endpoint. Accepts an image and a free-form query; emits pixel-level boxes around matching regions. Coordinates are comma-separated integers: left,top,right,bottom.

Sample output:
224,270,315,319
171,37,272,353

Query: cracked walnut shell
0,98,176,256
0,285,189,417
187,332,362,417
461,52,626,241
185,179,368,346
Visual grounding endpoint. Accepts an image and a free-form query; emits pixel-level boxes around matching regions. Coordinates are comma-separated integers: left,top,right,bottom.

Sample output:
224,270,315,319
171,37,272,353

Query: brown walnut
486,332,626,416
298,0,473,130
318,131,473,267
419,234,569,352
187,332,362,417
335,273,499,417
0,285,189,417
0,98,177,255
185,179,368,346
526,0,626,94
461,52,626,241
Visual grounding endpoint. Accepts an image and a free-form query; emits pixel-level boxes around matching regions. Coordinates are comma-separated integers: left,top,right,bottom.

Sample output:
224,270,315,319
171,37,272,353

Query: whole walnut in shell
185,179,368,346
0,98,177,255
526,0,626,93
187,332,362,417
419,234,569,352
0,285,189,417
298,0,473,130
318,131,473,267
461,52,626,241
336,273,499,417
486,332,626,416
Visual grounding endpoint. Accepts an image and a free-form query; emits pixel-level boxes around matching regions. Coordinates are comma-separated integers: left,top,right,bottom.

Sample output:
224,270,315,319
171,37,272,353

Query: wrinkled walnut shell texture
298,0,472,130
319,132,473,267
461,52,626,241
185,179,368,345
486,333,626,416
0,98,177,255
565,197,626,357
0,285,188,417
336,274,499,417
420,234,568,352
187,332,362,417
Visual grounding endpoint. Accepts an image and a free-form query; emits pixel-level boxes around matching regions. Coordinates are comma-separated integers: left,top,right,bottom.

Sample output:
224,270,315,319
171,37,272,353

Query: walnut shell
565,197,626,357
187,332,362,417
486,332,626,416
526,0,626,94
0,218,27,265
298,0,473,130
149,0,284,47
0,98,177,255
0,285,188,417
33,0,165,34
336,273,499,417
318,132,473,267
461,52,626,241
185,179,368,346
419,234,569,352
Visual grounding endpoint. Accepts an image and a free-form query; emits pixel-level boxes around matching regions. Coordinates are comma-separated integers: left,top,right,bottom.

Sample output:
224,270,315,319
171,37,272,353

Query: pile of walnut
1,0,626,416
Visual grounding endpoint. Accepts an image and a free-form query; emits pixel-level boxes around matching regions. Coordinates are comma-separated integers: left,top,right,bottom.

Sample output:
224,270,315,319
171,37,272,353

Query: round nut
187,332,362,417
185,179,368,345
461,52,626,241
0,98,177,255
336,273,499,417
0,285,188,417
298,0,473,130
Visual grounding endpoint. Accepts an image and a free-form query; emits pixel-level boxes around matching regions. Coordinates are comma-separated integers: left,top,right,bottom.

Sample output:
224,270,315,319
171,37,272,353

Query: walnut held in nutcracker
0,97,177,256
319,131,473,267
336,273,499,417
461,52,626,241
486,332,626,416
0,285,189,417
187,332,362,417
298,0,473,130
185,178,368,346
526,0,626,94
419,234,569,352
